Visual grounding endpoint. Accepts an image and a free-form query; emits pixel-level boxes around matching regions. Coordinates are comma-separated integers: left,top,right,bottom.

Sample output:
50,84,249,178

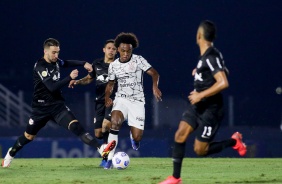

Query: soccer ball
112,152,130,170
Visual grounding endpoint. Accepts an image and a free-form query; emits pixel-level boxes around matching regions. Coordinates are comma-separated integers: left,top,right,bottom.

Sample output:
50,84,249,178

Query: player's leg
194,107,245,156
54,104,115,158
159,121,192,184
102,105,113,144
128,100,145,150
104,98,127,169
160,106,197,184
104,110,125,169
2,108,49,168
94,102,105,140
129,127,143,150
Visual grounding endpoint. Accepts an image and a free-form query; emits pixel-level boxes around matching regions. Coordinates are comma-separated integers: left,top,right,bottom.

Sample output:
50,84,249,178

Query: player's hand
192,68,196,76
84,62,93,72
153,86,162,102
70,69,79,79
105,98,113,107
68,80,77,88
188,90,202,105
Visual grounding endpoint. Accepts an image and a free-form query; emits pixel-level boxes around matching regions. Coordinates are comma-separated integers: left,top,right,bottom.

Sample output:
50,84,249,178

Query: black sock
69,122,100,148
207,139,236,155
9,135,32,157
103,131,109,144
172,142,186,179
80,132,100,148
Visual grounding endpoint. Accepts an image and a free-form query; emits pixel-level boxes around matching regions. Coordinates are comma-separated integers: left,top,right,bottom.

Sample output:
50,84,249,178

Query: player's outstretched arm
58,59,93,72
146,68,162,101
68,74,94,88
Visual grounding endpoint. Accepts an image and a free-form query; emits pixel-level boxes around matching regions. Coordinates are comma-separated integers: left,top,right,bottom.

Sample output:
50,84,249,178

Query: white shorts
112,97,145,130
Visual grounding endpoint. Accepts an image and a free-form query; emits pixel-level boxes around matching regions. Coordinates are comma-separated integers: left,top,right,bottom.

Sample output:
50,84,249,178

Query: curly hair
114,32,139,49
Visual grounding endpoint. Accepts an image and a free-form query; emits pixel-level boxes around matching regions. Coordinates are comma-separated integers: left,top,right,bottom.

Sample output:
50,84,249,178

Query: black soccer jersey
194,47,227,92
89,58,116,102
32,58,85,106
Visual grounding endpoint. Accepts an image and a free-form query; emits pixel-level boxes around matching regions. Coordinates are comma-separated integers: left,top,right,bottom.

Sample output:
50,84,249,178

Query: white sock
108,130,119,160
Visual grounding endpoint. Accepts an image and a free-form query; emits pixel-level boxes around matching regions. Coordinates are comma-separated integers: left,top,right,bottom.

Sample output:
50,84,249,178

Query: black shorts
181,94,224,142
26,103,76,135
94,101,112,129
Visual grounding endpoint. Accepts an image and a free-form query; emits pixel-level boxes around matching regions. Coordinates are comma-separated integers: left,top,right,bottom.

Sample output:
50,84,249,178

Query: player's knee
69,121,86,136
24,132,35,141
94,130,103,139
111,119,122,130
194,146,207,156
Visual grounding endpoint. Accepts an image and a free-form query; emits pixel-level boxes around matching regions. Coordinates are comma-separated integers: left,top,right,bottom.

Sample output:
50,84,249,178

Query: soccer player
1,38,116,168
69,39,117,167
159,20,247,184
104,32,162,169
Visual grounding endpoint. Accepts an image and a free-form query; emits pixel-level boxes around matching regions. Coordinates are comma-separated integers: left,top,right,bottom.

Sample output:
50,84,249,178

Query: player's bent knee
24,132,35,140
69,121,86,136
94,132,103,139
194,146,208,156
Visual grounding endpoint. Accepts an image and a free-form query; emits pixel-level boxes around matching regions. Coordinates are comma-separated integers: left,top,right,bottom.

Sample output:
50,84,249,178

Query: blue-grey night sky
0,0,281,127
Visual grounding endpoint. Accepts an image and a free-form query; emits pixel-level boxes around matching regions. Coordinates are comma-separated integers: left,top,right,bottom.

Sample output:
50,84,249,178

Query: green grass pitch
1,158,281,184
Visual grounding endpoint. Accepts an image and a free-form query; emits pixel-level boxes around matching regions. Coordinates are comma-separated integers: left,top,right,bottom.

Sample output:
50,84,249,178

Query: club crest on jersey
41,71,48,77
197,60,202,68
128,62,136,71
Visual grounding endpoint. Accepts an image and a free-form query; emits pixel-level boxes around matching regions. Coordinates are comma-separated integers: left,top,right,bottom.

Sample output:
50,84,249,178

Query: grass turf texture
1,158,281,184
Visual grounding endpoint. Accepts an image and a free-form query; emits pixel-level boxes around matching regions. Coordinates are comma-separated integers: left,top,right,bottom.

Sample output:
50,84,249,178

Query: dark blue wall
0,0,281,128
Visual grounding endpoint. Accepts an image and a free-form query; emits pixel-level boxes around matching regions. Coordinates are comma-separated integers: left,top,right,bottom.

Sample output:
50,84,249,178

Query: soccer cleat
99,159,107,167
159,176,182,184
103,160,113,170
2,148,14,168
98,140,116,158
130,131,140,151
231,132,247,156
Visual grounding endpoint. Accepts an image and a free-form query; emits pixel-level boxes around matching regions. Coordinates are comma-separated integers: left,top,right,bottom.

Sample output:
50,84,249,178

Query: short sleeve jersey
108,54,152,102
194,47,226,92
89,58,115,102
32,58,64,106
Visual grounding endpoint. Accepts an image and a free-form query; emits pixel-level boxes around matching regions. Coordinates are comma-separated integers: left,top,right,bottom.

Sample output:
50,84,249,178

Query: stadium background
0,0,281,158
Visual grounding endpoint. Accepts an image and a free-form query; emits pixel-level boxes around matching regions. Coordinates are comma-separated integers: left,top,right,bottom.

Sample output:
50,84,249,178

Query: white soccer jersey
108,54,152,102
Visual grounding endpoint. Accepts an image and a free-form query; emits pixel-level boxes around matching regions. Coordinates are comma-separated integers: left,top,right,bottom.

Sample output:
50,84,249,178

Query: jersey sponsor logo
97,68,102,70
194,72,203,81
120,82,136,87
41,71,48,77
50,69,54,73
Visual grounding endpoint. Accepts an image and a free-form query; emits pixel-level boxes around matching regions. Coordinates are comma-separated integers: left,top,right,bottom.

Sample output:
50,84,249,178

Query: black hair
199,20,216,42
104,39,115,47
43,38,60,49
114,32,139,48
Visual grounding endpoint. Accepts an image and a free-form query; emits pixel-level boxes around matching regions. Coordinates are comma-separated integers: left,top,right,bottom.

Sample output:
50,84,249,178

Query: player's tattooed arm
68,74,93,88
